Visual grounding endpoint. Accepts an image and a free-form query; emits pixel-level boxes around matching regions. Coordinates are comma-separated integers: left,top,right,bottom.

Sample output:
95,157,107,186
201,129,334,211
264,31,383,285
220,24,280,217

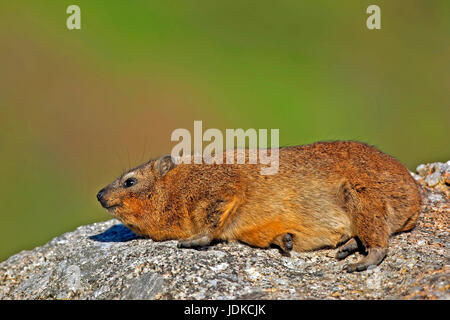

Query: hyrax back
97,141,421,272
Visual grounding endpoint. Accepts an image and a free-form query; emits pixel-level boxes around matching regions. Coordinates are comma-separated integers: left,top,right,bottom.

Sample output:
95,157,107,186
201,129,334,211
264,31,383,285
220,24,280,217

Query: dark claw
280,250,291,257
356,264,369,272
344,263,358,273
177,241,190,248
177,242,210,251
336,251,350,260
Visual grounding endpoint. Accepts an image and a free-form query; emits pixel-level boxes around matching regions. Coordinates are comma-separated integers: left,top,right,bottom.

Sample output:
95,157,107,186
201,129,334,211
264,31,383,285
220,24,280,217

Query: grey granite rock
0,162,449,300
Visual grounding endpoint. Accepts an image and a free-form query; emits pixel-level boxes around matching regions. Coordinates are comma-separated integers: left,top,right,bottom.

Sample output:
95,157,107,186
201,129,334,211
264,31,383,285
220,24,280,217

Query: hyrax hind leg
345,208,389,272
336,238,360,260
338,181,389,272
344,247,387,272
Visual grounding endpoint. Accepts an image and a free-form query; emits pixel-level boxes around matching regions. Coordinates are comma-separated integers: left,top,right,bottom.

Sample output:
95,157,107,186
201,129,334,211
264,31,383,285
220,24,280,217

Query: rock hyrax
97,141,421,272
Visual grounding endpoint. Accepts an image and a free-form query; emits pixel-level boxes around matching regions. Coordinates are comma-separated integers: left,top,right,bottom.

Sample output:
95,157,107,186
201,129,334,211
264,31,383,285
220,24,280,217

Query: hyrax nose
97,188,106,201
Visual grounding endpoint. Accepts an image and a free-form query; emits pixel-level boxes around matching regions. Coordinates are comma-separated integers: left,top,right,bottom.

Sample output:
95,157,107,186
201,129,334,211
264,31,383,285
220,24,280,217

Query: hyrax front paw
177,235,212,250
273,233,294,257
282,233,293,251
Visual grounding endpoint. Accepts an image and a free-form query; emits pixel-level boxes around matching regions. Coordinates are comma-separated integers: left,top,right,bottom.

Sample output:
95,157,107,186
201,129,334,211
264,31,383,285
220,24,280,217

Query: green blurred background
0,1,448,261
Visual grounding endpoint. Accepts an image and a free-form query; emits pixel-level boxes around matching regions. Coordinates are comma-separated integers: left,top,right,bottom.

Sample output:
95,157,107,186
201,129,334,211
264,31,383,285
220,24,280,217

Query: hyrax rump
97,141,421,272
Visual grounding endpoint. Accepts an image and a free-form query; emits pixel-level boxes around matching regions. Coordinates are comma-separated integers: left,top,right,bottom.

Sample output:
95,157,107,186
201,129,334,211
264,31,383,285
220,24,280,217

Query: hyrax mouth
105,204,121,210
104,204,124,220
96,188,123,211
98,198,121,210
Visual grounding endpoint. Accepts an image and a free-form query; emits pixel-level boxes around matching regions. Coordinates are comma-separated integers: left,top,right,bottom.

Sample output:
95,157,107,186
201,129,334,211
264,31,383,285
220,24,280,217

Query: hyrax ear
157,155,175,176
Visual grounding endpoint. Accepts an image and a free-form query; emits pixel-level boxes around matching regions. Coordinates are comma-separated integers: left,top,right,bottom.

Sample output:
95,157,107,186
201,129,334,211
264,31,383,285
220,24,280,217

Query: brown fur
97,141,421,271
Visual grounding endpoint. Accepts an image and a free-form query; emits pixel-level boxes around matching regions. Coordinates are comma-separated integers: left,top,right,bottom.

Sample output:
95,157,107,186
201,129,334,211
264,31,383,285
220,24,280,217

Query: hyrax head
96,155,175,231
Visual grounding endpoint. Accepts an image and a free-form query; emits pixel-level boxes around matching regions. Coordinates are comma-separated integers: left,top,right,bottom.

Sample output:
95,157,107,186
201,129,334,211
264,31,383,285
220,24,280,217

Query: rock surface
0,162,449,300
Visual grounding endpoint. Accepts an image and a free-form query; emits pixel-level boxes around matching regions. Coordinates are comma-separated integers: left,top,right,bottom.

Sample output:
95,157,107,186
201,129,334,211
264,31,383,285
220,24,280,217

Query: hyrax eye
123,178,138,188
